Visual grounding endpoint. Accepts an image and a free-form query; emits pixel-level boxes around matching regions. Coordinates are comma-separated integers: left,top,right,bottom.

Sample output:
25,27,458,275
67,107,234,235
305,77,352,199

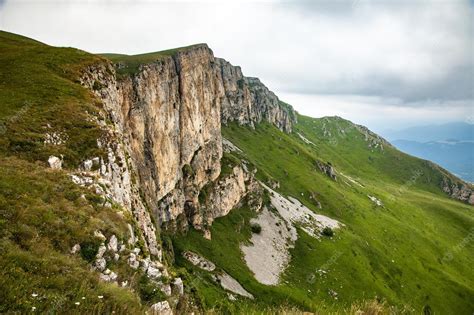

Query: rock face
442,177,474,205
217,58,296,133
200,164,261,227
80,44,289,236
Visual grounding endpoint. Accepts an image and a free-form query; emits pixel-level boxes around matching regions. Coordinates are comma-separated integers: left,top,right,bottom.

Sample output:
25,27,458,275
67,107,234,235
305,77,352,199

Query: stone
99,273,110,282
94,230,106,241
114,253,120,261
83,159,93,171
160,283,172,297
70,244,81,254
132,247,140,255
128,253,139,269
182,251,215,271
146,266,162,279
172,277,184,295
107,235,118,252
127,224,136,245
150,301,172,315
96,244,107,258
48,156,62,170
94,258,106,272
109,271,118,282
140,257,150,271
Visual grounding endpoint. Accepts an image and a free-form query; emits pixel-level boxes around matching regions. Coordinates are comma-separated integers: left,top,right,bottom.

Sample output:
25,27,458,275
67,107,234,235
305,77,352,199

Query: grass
0,31,151,313
0,30,107,168
167,121,474,314
0,156,145,313
1,30,473,314
100,43,207,78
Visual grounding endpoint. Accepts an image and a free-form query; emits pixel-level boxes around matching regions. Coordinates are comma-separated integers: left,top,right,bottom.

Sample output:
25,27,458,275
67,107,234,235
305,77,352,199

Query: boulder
70,244,81,254
107,235,118,252
172,277,184,295
150,301,172,315
94,258,106,272
48,156,62,170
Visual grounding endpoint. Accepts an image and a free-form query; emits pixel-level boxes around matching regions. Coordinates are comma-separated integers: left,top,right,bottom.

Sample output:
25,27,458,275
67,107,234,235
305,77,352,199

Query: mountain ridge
1,30,473,314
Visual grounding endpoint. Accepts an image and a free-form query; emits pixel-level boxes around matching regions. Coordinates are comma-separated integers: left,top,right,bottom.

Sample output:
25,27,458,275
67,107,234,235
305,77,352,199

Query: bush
321,227,334,237
80,241,100,262
137,274,166,303
251,223,262,234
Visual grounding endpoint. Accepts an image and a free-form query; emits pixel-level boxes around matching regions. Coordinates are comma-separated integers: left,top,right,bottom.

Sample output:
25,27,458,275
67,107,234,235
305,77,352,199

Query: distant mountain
382,122,474,142
392,139,474,182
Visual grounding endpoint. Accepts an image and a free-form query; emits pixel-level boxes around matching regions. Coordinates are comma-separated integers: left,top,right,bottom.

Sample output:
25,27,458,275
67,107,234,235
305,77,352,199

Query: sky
0,0,472,132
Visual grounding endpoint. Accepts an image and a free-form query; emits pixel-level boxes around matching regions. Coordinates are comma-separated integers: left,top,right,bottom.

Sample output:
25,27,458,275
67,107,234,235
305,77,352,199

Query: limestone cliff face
80,44,283,238
202,164,262,228
217,58,296,133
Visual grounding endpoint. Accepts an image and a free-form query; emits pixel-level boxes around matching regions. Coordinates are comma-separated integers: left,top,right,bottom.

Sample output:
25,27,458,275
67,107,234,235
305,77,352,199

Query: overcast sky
1,0,472,132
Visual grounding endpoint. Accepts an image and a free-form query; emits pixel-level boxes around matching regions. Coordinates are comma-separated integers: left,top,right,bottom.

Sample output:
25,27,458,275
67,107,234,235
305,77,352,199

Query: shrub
250,223,262,234
137,274,166,303
80,241,100,262
321,227,334,237
182,164,194,178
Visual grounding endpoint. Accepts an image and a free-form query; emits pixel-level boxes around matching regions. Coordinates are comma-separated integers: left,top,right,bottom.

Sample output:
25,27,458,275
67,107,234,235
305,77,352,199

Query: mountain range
0,31,473,314
381,123,474,183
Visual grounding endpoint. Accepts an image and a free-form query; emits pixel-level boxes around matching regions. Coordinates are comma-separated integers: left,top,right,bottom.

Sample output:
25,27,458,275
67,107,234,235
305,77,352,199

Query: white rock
172,277,184,295
94,230,106,241
160,283,172,297
127,224,137,245
182,251,215,271
141,257,150,271
121,280,128,287
128,253,139,269
107,235,118,252
94,258,106,271
70,244,81,254
48,156,62,170
147,266,162,279
99,273,110,282
132,247,140,255
114,253,120,261
103,268,111,275
83,159,93,171
96,244,107,258
150,301,172,315
109,271,118,282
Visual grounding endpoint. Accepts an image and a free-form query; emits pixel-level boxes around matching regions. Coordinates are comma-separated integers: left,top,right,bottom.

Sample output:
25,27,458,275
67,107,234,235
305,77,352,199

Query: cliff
80,44,288,240
217,58,296,133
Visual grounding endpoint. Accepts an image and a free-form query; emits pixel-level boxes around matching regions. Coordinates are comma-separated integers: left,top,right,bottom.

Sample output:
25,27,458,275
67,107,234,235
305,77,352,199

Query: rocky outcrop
442,177,474,205
200,163,262,228
80,44,286,235
217,58,296,133
316,161,337,180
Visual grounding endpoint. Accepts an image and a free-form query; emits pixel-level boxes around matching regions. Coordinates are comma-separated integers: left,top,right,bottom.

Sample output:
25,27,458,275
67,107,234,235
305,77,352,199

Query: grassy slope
100,43,205,78
0,31,150,313
2,30,473,313
172,119,473,314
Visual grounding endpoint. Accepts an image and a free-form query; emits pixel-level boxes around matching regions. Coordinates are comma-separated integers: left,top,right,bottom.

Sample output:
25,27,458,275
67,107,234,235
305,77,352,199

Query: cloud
0,0,472,129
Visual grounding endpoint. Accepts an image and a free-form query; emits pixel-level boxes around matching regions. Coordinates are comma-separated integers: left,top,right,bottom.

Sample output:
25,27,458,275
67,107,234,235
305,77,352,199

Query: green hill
1,30,472,314
171,120,473,314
